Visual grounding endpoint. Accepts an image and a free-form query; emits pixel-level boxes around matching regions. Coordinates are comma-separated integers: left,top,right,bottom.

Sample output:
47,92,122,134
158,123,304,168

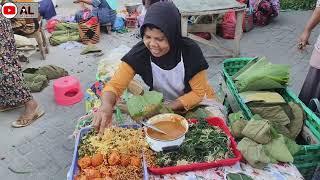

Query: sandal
0,105,24,112
11,106,45,128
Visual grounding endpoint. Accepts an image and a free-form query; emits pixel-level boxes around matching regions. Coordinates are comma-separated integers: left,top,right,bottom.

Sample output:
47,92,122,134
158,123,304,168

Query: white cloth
151,57,185,101
14,34,37,58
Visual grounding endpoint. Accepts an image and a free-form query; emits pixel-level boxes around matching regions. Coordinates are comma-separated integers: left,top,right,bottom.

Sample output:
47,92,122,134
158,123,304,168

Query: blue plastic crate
67,125,149,180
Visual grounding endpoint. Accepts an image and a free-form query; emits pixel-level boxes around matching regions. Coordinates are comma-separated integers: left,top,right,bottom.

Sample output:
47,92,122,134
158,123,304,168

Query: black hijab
142,0,161,7
122,2,208,93
140,1,182,70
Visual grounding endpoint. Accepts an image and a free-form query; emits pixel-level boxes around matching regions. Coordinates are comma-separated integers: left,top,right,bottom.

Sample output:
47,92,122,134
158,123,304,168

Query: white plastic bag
96,45,131,81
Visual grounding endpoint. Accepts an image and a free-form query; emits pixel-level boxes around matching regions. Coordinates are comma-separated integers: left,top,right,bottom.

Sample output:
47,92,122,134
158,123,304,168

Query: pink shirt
315,1,320,52
310,0,320,69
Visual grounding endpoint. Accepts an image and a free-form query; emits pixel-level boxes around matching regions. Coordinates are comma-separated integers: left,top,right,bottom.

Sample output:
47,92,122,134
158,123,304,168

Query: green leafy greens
156,118,235,167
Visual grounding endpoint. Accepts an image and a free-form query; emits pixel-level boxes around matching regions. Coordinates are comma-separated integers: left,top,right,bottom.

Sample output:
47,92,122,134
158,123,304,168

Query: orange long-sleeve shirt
103,62,216,110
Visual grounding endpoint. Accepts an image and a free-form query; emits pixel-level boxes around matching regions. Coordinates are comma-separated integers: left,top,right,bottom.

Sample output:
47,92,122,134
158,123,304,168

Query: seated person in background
39,0,57,20
73,0,116,27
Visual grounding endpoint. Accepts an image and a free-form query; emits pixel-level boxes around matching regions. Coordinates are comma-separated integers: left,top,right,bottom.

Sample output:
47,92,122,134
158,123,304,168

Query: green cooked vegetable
156,118,235,167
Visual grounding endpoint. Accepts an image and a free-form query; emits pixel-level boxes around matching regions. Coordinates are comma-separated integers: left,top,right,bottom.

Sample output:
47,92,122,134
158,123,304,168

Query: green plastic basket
222,57,320,180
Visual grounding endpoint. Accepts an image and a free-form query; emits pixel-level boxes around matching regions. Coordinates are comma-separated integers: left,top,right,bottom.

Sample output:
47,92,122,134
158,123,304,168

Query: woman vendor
93,2,222,134
73,0,116,28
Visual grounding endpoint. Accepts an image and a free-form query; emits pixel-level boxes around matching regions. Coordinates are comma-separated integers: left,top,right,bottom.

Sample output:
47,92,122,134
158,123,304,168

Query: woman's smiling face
143,27,170,57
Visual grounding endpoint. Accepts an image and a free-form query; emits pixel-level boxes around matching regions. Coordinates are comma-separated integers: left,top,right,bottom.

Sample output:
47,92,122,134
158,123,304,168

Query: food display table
70,112,305,180
150,162,304,180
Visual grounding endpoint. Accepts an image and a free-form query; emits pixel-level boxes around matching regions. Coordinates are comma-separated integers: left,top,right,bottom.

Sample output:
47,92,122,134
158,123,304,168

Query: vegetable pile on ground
75,127,156,180
155,118,235,167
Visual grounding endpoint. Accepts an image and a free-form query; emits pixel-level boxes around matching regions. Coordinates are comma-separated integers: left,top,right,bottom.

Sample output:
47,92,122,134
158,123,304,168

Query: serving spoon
140,121,169,135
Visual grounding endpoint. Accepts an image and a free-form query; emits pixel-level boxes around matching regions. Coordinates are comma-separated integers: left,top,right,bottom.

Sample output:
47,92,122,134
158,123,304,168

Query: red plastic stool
53,76,83,106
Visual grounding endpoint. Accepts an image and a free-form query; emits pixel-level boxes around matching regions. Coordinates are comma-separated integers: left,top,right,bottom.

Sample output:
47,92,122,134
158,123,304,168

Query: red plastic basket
147,117,242,175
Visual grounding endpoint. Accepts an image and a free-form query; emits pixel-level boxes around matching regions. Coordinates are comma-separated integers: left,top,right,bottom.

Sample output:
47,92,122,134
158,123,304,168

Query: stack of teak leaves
233,57,290,92
229,91,304,168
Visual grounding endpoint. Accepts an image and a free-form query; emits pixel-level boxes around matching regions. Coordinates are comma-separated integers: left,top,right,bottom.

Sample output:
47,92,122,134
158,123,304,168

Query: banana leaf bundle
127,91,164,121
49,22,80,46
233,57,290,92
55,22,79,31
49,31,80,46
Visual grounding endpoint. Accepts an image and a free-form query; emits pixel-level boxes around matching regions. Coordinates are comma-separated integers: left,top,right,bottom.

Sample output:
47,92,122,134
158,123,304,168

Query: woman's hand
165,100,187,114
92,104,113,134
298,30,311,50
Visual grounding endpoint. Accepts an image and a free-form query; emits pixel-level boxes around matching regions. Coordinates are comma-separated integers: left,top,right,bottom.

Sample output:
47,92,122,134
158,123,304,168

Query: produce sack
127,91,163,121
23,73,48,92
49,31,80,46
238,137,270,169
242,116,272,144
234,57,290,92
23,65,68,80
221,10,236,39
49,22,80,46
55,22,79,31
263,135,294,163
112,17,125,31
36,65,68,80
46,19,59,33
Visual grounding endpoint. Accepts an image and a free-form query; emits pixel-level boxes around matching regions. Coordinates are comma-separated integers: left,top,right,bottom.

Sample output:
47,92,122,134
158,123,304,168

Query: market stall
172,0,246,57
67,54,320,180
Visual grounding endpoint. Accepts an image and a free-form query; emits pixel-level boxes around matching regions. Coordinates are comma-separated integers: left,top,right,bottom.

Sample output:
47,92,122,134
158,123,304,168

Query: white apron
150,56,227,121
151,56,185,101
